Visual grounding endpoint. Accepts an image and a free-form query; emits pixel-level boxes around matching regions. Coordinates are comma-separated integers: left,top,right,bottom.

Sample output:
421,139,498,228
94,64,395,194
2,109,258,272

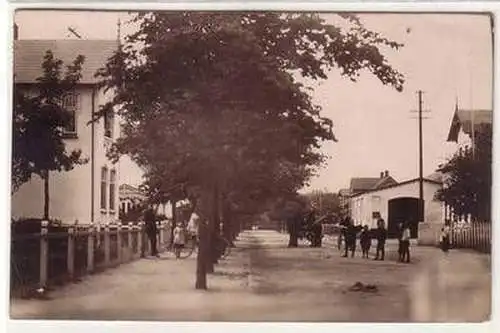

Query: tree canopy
96,12,404,288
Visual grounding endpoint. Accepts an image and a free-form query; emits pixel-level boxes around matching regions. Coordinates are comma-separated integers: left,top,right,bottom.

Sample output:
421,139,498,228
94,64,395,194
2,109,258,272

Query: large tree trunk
169,199,177,246
208,183,220,270
43,170,49,220
287,217,299,247
195,188,213,289
195,218,208,289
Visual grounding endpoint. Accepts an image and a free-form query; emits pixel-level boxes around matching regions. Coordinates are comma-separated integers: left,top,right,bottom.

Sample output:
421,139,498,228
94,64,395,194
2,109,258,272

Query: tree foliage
436,124,492,222
12,51,88,202
96,12,404,287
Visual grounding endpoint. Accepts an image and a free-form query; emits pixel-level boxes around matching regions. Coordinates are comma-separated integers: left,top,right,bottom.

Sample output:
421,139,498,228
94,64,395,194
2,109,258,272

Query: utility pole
411,91,430,223
418,90,424,222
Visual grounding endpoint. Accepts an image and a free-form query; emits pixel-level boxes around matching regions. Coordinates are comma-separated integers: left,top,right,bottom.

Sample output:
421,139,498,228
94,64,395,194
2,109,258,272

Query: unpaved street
11,230,491,322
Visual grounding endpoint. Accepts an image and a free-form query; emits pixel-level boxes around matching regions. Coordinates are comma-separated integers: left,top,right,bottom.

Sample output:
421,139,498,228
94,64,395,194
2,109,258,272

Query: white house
12,39,120,225
349,176,443,239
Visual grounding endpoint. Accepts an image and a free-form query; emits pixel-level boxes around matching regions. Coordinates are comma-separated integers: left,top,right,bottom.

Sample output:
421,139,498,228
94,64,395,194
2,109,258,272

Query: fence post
67,226,75,280
116,224,122,264
87,223,95,273
104,223,110,267
158,221,164,251
127,222,133,261
137,222,144,258
39,220,49,290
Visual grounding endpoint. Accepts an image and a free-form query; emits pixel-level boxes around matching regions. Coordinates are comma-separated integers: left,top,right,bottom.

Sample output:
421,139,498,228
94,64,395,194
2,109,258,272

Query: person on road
144,208,159,257
359,225,371,259
374,218,387,261
173,223,186,259
343,220,360,258
187,211,200,244
338,217,349,251
397,222,404,261
399,222,411,263
440,220,451,253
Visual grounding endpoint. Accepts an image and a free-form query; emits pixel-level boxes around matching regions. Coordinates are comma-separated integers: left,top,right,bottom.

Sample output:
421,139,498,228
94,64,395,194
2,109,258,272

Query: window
109,170,116,211
100,167,108,210
61,92,78,135
104,112,114,138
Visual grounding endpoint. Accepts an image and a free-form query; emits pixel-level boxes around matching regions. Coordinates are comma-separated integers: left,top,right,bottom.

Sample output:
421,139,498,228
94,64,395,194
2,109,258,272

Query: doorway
387,197,422,238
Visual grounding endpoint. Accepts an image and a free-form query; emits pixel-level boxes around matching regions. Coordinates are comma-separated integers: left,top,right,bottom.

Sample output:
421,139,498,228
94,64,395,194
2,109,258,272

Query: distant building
11,39,120,225
119,184,146,214
447,107,492,147
350,177,443,238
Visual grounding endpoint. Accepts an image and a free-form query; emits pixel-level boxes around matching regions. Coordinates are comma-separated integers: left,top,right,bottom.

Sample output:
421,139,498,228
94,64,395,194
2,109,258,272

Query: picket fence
10,220,172,296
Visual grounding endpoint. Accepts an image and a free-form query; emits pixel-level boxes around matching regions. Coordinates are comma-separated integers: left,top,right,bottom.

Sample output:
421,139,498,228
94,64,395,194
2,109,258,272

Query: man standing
374,218,387,261
144,208,159,257
343,219,359,258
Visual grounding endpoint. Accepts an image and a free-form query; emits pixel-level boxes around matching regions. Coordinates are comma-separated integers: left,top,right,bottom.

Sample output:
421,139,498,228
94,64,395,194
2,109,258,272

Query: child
374,219,387,261
400,222,411,263
440,220,451,253
173,223,186,259
359,225,371,259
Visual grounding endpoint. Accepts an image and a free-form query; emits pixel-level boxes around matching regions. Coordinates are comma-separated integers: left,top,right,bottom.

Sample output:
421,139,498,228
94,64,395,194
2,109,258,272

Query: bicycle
158,235,197,259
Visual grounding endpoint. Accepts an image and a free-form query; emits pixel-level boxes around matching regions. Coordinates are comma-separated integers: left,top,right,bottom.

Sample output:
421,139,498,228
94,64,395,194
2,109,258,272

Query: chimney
384,170,389,177
380,172,384,178
14,23,18,40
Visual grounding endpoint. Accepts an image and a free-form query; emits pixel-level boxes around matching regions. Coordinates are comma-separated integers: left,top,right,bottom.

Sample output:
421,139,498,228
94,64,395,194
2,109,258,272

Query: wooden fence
451,221,491,254
10,220,172,297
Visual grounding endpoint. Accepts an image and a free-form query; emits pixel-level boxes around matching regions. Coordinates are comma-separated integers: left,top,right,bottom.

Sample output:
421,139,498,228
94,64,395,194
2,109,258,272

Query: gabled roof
14,39,118,84
447,108,493,142
350,177,380,193
350,177,443,198
350,175,398,194
372,176,398,189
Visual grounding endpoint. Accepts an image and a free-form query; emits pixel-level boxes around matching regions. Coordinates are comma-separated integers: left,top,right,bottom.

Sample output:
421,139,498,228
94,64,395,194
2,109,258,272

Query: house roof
350,178,380,192
447,108,493,142
372,176,398,189
426,171,444,183
350,177,443,198
350,175,398,194
14,39,118,84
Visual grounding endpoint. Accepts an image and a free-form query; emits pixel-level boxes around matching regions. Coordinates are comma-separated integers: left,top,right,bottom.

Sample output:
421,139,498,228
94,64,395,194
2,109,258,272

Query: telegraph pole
418,90,424,222
411,91,430,223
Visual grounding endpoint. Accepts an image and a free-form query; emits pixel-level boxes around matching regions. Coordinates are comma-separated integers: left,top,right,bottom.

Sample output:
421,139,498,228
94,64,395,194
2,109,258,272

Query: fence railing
451,221,491,254
10,220,172,297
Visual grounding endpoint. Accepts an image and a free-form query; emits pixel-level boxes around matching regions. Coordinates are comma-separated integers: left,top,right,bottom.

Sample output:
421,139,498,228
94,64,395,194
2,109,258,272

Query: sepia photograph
8,7,493,323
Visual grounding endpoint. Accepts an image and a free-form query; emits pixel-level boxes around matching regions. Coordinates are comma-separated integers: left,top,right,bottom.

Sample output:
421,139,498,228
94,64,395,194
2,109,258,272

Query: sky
14,10,493,192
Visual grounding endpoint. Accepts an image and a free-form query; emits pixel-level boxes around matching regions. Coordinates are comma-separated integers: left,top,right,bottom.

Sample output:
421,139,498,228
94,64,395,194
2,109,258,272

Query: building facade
350,178,443,238
11,39,120,225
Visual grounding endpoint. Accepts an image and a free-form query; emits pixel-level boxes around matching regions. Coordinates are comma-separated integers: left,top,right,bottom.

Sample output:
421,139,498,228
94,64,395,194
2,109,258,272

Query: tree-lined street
11,230,490,322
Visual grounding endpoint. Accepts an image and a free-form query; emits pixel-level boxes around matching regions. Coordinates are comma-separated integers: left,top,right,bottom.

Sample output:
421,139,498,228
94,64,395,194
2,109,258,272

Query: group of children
338,218,412,263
